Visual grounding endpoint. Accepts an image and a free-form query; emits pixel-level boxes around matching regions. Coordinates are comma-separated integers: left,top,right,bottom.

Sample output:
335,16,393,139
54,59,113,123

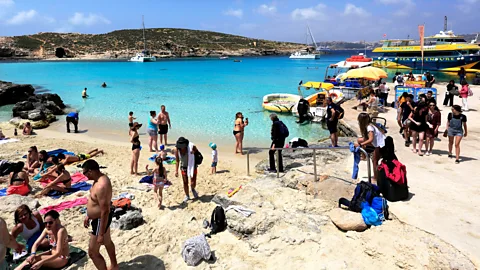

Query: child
128,111,136,130
146,156,167,209
209,142,218,174
159,144,167,160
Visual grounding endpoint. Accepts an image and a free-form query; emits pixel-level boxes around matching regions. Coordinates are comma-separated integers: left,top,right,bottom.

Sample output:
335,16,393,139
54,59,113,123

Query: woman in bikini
11,205,49,253
40,164,71,196
24,146,40,173
130,122,142,175
7,162,31,196
15,210,70,270
233,112,248,154
146,156,168,209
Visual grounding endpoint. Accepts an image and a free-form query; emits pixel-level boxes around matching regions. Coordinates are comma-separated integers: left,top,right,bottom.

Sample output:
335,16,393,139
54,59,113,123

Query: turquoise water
0,52,472,145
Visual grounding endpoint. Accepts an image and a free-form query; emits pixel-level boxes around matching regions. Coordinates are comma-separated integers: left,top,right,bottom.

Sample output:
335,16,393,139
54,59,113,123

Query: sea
0,51,472,146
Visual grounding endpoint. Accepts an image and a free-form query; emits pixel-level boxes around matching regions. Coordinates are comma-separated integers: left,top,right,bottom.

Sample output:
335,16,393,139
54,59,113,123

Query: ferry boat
372,30,480,73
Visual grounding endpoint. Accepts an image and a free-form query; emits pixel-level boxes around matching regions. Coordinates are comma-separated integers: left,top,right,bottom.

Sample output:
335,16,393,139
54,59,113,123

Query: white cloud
291,4,327,20
223,8,243,19
256,4,277,15
6,9,37,25
343,4,370,17
68,12,111,26
0,0,13,7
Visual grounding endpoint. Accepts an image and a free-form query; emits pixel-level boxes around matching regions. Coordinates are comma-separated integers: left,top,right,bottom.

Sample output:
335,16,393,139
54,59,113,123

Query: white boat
262,93,301,113
219,56,229,60
129,16,156,62
290,25,321,60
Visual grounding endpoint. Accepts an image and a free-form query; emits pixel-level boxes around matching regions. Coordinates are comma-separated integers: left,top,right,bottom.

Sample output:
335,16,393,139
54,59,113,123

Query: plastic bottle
14,128,18,136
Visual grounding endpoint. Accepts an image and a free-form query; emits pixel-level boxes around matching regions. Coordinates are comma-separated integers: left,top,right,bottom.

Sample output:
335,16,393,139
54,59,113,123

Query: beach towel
0,138,19,145
0,187,7,197
139,175,153,184
39,197,88,215
22,148,70,158
8,245,87,270
47,182,92,199
148,154,176,164
187,142,195,178
225,205,256,217
40,172,88,187
6,184,29,196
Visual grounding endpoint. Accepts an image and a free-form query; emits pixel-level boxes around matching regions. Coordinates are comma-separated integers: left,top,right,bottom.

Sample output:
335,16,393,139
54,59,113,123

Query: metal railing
246,146,371,183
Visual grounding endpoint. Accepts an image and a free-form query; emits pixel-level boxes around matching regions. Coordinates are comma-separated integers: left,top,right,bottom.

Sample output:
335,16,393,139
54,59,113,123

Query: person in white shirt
379,82,390,106
209,143,218,174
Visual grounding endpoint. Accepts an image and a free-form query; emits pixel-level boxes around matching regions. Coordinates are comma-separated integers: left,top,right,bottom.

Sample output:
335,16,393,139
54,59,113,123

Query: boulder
111,210,144,230
12,101,34,115
0,83,35,106
38,93,66,108
0,195,40,212
329,208,368,232
27,109,45,121
9,117,50,129
45,101,63,114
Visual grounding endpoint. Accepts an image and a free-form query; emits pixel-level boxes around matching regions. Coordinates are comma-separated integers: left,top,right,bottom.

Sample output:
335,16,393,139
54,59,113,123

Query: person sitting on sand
11,205,49,253
40,164,71,196
24,146,40,173
0,129,7,140
146,156,168,209
101,82,107,88
56,149,104,165
159,144,167,160
7,162,31,196
15,210,70,270
175,137,200,203
23,122,33,135
34,150,54,175
130,122,142,175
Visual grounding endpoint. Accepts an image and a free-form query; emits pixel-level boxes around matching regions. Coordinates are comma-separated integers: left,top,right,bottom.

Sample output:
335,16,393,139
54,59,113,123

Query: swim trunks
77,153,91,161
158,124,168,135
129,123,133,128
90,209,113,236
181,167,197,176
211,162,217,167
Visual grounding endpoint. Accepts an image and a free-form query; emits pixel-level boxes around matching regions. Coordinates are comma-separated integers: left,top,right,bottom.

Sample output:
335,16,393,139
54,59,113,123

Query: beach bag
194,150,203,166
335,105,344,119
278,121,289,138
181,233,212,266
210,206,227,235
112,198,131,210
377,160,409,202
291,138,308,148
361,202,382,226
468,86,473,97
339,181,380,212
371,197,389,221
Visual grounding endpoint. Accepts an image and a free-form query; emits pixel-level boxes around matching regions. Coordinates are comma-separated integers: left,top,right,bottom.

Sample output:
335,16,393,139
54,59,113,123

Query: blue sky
0,0,478,42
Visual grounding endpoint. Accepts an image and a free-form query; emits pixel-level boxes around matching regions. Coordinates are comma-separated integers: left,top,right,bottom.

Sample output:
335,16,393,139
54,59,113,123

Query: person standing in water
157,105,171,146
82,88,88,98
82,160,118,270
101,82,107,88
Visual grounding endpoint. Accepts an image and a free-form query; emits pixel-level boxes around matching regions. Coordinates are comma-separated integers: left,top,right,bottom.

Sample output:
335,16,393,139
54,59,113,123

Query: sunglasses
44,221,54,225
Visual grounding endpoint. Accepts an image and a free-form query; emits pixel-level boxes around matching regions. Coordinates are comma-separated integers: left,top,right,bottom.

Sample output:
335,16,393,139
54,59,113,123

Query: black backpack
396,75,404,83
335,105,344,119
278,121,289,138
210,206,227,235
339,181,380,212
194,151,203,165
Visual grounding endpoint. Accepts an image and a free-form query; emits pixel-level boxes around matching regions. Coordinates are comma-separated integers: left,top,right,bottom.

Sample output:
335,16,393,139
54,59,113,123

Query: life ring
330,92,338,100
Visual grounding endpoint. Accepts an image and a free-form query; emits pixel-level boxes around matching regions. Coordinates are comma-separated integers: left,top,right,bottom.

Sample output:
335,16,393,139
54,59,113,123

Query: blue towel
139,175,153,184
47,182,92,199
148,154,158,162
22,148,69,158
349,142,361,180
0,188,6,197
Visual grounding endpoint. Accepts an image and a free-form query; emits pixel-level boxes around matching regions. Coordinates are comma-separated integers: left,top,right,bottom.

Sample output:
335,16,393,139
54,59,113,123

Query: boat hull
289,54,321,59
130,56,157,62
262,93,301,113
373,55,480,72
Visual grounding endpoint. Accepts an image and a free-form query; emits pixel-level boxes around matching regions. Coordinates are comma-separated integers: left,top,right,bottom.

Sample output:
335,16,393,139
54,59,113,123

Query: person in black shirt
425,90,436,105
408,101,431,156
399,94,415,146
443,80,457,107
426,72,435,87
268,113,286,172
326,97,338,147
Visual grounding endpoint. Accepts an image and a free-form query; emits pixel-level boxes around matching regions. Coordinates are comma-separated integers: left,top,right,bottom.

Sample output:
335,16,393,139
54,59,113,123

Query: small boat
219,56,229,60
233,59,242,62
292,81,343,122
290,25,321,60
262,93,301,113
129,16,156,62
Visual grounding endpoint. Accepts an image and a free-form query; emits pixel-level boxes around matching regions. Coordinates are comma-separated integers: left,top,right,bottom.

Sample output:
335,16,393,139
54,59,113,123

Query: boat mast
443,16,447,32
142,15,146,53
307,25,318,50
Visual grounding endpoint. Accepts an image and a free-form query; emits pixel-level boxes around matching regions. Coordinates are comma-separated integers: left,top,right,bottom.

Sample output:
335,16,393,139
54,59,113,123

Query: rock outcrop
0,195,40,212
1,81,66,128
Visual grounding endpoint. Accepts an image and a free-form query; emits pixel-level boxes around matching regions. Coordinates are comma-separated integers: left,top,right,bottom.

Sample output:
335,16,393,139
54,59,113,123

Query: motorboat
129,16,156,62
289,26,321,59
219,56,229,60
262,93,302,113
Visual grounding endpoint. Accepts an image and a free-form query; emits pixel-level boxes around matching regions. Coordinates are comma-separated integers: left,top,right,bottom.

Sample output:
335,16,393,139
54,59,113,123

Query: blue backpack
371,197,389,221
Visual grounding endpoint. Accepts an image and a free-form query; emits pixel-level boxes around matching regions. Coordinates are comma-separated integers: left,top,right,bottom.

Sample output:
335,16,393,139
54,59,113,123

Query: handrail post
276,149,280,178
313,149,317,181
247,150,250,176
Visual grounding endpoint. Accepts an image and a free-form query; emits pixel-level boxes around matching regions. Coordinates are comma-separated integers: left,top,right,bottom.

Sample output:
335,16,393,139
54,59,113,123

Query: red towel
7,184,30,196
40,172,88,187
39,197,88,215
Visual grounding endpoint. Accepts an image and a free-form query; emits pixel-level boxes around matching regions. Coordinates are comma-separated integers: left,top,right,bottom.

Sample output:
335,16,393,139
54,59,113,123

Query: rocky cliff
0,29,304,59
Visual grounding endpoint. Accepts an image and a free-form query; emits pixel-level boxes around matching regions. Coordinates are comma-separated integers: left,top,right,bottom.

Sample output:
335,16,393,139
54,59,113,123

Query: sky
0,0,478,43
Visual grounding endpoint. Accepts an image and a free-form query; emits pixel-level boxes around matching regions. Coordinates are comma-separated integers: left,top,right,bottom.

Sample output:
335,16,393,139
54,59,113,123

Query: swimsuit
132,135,141,151
153,168,166,187
233,130,242,135
158,124,168,135
47,231,70,260
77,153,91,161
90,208,114,236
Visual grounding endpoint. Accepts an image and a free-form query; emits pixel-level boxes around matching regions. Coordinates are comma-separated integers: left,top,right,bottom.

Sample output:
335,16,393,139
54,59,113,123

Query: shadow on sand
118,255,165,270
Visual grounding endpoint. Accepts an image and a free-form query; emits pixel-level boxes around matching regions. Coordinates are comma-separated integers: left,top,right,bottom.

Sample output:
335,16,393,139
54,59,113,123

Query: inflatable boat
262,93,302,113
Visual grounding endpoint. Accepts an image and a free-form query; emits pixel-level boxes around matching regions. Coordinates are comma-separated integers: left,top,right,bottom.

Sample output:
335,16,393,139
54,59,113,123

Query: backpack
338,181,380,212
194,150,203,165
468,86,473,97
371,197,389,221
210,206,227,235
112,198,131,210
278,121,289,138
335,105,344,119
396,75,404,83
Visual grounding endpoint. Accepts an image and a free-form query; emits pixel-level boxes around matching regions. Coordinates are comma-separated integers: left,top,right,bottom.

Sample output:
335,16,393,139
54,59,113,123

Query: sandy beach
0,82,479,269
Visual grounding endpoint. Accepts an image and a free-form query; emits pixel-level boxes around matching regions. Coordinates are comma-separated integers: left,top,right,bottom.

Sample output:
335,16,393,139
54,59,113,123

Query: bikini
233,121,243,136
153,168,166,187
132,135,141,150
47,230,70,260
56,170,72,185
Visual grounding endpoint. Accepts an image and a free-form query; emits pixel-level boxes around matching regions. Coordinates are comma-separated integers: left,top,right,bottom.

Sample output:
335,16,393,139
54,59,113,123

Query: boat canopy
301,81,334,90
330,61,372,69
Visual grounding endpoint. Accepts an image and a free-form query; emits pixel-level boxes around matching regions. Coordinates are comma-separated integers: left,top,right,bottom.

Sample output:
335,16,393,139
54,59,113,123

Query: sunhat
209,142,217,150
176,137,189,149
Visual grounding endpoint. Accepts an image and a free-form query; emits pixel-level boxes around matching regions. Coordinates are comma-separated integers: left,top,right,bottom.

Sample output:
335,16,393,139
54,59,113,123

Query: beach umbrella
341,67,388,80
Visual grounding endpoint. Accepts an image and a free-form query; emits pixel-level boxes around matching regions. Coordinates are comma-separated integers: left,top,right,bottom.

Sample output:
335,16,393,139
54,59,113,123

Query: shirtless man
157,105,172,145
1,217,24,268
82,160,118,270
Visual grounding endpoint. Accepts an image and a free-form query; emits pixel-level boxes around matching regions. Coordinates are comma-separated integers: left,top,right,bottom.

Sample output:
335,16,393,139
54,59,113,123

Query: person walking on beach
147,111,159,152
146,156,168,209
209,143,218,174
459,80,470,112
157,105,171,146
458,67,466,84
82,88,88,98
66,111,79,133
130,122,142,175
378,82,389,106
399,94,415,146
174,137,200,203
446,105,468,164
425,102,441,156
443,80,457,107
268,113,288,173
408,101,431,156
396,92,409,134
233,112,248,154
82,160,118,270
326,98,339,147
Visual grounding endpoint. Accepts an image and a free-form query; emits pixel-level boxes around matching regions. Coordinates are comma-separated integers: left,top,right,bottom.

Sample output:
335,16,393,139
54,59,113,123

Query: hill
0,28,304,59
